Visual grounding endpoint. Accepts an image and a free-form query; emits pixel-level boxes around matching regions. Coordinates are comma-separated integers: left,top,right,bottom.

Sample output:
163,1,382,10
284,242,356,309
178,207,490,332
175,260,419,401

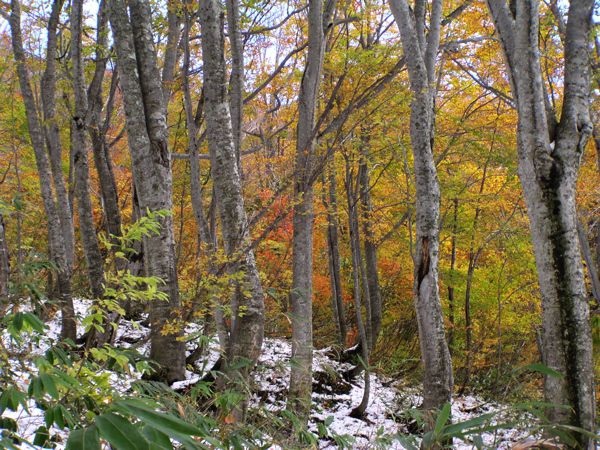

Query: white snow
2,299,539,449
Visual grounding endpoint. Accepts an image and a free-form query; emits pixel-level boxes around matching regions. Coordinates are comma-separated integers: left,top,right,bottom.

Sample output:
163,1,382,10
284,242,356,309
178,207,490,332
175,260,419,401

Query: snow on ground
2,299,537,449
248,338,534,449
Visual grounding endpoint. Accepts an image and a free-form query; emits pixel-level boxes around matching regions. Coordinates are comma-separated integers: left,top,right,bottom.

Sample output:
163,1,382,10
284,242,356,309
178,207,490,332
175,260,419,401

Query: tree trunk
288,0,334,422
345,158,370,418
447,197,458,350
577,219,600,303
358,144,382,350
389,0,453,411
323,162,346,347
463,162,488,389
0,214,9,299
162,0,181,102
87,1,122,241
71,0,105,301
109,0,185,383
487,0,595,442
41,0,75,273
198,0,265,419
182,3,230,353
226,0,244,172
8,0,76,341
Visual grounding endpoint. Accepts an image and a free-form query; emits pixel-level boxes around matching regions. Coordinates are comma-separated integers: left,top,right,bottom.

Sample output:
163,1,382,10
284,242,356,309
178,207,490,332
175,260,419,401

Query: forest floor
3,299,540,449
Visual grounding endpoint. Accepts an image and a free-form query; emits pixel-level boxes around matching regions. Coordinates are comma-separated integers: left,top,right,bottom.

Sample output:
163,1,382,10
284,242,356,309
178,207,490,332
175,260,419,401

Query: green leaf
40,373,59,399
443,412,495,435
95,412,148,450
54,404,66,429
23,312,45,333
115,399,203,447
66,426,101,450
13,312,23,331
142,426,173,450
0,417,17,432
434,403,451,436
32,426,50,447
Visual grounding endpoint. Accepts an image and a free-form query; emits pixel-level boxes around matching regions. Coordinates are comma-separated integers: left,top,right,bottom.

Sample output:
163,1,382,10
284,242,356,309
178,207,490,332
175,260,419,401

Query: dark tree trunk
0,214,9,299
323,162,347,347
358,144,382,350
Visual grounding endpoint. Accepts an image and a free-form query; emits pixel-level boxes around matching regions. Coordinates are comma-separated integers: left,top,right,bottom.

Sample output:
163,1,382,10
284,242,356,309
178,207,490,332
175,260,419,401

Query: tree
388,0,454,412
7,0,76,340
0,212,8,299
71,0,105,302
87,0,122,243
486,0,596,443
109,0,185,383
198,0,266,419
288,0,336,421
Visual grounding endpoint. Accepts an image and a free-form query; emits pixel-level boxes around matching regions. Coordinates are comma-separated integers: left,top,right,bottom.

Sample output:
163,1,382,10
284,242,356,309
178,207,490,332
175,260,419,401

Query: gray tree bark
8,0,76,341
87,1,123,241
389,0,453,411
226,0,244,171
40,0,75,273
182,2,230,353
71,0,105,300
486,0,596,443
198,0,265,419
577,220,600,303
109,0,185,383
288,0,329,421
162,0,182,102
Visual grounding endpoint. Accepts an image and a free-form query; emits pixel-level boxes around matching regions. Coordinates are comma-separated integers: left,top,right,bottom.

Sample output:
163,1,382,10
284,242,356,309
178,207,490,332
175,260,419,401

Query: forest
0,0,598,448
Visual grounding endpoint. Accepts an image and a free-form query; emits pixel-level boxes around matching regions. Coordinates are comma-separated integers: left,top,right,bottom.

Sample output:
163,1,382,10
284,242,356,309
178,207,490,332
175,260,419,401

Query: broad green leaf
142,426,173,450
40,373,59,399
116,399,204,436
65,426,101,450
95,412,148,450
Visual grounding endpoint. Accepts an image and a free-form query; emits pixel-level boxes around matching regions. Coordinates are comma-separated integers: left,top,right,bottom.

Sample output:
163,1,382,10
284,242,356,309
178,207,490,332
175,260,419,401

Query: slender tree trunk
358,143,382,350
323,162,346,347
447,197,458,350
463,162,488,388
87,1,122,241
577,220,600,304
182,3,230,353
162,0,181,102
71,0,105,301
109,0,185,383
198,0,265,419
8,0,76,341
345,158,370,418
41,0,75,273
487,0,595,442
226,0,244,172
0,214,9,299
288,0,334,421
390,0,453,411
